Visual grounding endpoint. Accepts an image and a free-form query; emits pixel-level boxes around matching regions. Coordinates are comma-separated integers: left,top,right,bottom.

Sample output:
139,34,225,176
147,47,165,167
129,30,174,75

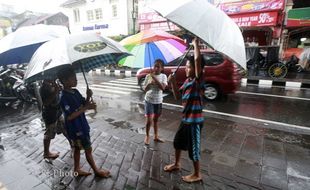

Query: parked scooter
0,67,35,106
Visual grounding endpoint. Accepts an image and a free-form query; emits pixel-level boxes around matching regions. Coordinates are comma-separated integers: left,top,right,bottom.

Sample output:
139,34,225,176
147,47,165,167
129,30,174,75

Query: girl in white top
143,59,168,145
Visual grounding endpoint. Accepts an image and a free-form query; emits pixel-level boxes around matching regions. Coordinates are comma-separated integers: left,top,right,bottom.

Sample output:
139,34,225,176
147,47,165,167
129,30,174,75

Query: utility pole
131,0,137,34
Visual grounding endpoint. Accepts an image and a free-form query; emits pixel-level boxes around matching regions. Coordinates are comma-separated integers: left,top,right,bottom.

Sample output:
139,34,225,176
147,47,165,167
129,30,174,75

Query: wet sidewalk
0,104,310,190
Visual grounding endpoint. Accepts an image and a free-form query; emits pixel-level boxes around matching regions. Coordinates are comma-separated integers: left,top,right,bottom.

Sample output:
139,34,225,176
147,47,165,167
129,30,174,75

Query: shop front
220,0,285,46
283,7,310,59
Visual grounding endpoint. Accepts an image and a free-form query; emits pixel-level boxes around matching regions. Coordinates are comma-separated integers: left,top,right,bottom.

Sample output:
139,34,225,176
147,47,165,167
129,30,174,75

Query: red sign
220,0,284,15
230,12,278,27
139,22,179,31
138,12,166,24
287,19,310,27
138,11,179,31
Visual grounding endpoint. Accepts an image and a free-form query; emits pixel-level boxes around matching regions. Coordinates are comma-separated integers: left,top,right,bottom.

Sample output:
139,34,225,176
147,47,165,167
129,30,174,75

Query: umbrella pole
80,65,89,89
80,65,97,114
173,45,193,76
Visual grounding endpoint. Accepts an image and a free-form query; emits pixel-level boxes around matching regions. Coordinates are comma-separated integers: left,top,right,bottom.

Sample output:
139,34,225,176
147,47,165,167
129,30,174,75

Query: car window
203,53,224,66
167,52,224,67
166,57,186,66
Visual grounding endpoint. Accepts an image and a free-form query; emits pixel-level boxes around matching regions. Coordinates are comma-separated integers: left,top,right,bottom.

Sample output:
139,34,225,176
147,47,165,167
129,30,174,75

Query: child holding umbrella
166,37,204,183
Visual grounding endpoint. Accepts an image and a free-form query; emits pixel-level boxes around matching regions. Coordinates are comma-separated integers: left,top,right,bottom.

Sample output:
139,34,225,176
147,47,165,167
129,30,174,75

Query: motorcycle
0,67,35,106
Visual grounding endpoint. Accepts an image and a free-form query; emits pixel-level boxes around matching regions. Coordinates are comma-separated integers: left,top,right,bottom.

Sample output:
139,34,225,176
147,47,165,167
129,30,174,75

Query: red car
136,50,241,100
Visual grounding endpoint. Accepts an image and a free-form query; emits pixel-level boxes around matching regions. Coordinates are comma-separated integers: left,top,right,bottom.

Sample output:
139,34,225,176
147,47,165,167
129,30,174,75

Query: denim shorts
144,101,162,118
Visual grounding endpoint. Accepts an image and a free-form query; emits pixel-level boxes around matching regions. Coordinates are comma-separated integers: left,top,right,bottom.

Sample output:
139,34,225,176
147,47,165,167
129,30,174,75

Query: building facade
219,0,285,46
61,0,138,36
137,0,179,32
0,4,16,38
282,0,310,53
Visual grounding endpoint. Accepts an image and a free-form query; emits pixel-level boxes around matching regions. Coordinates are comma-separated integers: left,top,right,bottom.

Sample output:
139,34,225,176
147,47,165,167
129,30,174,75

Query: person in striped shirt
166,37,204,183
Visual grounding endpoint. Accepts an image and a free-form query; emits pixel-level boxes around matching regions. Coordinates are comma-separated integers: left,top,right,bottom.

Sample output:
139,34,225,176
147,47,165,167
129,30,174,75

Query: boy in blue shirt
58,66,110,177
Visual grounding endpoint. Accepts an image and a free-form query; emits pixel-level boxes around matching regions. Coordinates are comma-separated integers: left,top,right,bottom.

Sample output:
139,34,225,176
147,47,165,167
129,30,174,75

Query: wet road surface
0,73,310,189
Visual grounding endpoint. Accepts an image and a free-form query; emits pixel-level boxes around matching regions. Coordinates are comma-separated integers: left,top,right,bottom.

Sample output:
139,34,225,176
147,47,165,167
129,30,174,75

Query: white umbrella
150,0,246,69
24,32,130,84
0,24,69,66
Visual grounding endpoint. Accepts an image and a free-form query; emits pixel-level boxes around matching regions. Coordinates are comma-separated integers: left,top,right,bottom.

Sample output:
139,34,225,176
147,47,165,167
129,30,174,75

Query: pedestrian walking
166,37,204,183
57,66,110,177
143,59,168,145
40,79,71,159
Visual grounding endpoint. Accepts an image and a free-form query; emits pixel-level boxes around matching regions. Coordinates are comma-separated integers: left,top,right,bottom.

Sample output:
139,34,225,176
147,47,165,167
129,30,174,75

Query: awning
220,0,284,15
287,7,310,27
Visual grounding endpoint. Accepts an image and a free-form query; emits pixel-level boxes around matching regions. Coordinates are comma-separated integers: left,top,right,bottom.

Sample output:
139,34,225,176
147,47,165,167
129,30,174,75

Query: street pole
132,0,136,34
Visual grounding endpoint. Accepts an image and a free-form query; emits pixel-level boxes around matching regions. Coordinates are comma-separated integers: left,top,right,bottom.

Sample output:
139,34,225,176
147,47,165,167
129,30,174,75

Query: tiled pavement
0,105,310,190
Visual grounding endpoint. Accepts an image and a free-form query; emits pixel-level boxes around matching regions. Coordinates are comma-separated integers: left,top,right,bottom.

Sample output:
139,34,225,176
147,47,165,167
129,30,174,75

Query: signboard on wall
220,0,284,15
137,0,178,31
138,12,166,24
82,24,109,31
230,11,278,27
287,7,310,27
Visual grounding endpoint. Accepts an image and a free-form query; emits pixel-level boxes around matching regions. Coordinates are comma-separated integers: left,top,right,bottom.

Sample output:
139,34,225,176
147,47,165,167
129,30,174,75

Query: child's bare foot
164,163,180,172
144,136,150,145
75,169,92,177
154,138,165,143
95,169,110,178
182,173,202,183
43,152,59,159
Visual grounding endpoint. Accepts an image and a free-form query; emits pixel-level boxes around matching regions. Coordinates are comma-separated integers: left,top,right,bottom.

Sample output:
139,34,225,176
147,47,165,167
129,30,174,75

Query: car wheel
204,84,219,101
139,77,145,91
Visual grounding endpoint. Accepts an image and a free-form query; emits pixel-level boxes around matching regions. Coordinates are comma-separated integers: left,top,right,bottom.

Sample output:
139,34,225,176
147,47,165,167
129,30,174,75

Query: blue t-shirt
60,89,90,140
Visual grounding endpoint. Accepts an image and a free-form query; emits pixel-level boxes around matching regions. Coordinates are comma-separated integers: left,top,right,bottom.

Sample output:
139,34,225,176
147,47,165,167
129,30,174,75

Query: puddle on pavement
25,118,43,135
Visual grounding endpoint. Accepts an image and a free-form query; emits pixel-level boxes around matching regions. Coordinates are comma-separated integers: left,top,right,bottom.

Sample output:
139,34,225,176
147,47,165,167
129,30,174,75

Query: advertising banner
287,7,310,27
220,0,284,15
230,11,278,27
138,12,166,24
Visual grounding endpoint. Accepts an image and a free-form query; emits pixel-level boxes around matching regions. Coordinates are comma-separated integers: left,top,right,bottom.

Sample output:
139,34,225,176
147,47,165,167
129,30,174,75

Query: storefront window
73,9,80,23
112,4,118,18
87,10,94,21
95,8,103,20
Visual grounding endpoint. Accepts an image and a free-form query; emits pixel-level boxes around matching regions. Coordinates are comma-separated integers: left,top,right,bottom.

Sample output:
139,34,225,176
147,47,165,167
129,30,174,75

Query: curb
92,69,137,77
241,78,310,89
91,69,310,89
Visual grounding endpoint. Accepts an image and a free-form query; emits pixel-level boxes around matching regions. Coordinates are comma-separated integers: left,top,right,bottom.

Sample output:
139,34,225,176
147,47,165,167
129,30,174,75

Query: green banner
287,8,310,27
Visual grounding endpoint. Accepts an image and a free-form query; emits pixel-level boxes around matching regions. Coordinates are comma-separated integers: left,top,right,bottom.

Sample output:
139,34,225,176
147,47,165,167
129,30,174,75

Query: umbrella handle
80,65,97,114
80,65,89,89
172,45,193,76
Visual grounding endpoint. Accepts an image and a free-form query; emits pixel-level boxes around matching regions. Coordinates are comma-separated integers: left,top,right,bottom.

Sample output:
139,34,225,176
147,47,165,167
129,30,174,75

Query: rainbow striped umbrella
119,30,186,68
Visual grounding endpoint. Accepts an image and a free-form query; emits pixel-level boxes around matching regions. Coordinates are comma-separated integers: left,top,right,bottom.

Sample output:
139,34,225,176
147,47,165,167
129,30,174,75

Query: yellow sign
74,41,107,53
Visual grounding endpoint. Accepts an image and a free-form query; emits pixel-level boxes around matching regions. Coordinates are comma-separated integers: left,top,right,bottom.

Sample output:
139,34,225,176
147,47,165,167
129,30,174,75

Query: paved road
0,73,309,190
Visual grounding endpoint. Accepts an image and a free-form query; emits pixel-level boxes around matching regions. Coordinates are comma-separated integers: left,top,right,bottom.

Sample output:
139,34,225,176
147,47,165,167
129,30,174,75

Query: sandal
164,164,180,172
182,175,202,183
154,138,165,143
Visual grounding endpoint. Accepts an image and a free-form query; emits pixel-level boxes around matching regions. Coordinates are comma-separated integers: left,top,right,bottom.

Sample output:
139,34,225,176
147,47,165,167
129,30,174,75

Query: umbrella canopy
0,24,69,66
119,30,186,68
151,0,246,69
24,32,130,83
